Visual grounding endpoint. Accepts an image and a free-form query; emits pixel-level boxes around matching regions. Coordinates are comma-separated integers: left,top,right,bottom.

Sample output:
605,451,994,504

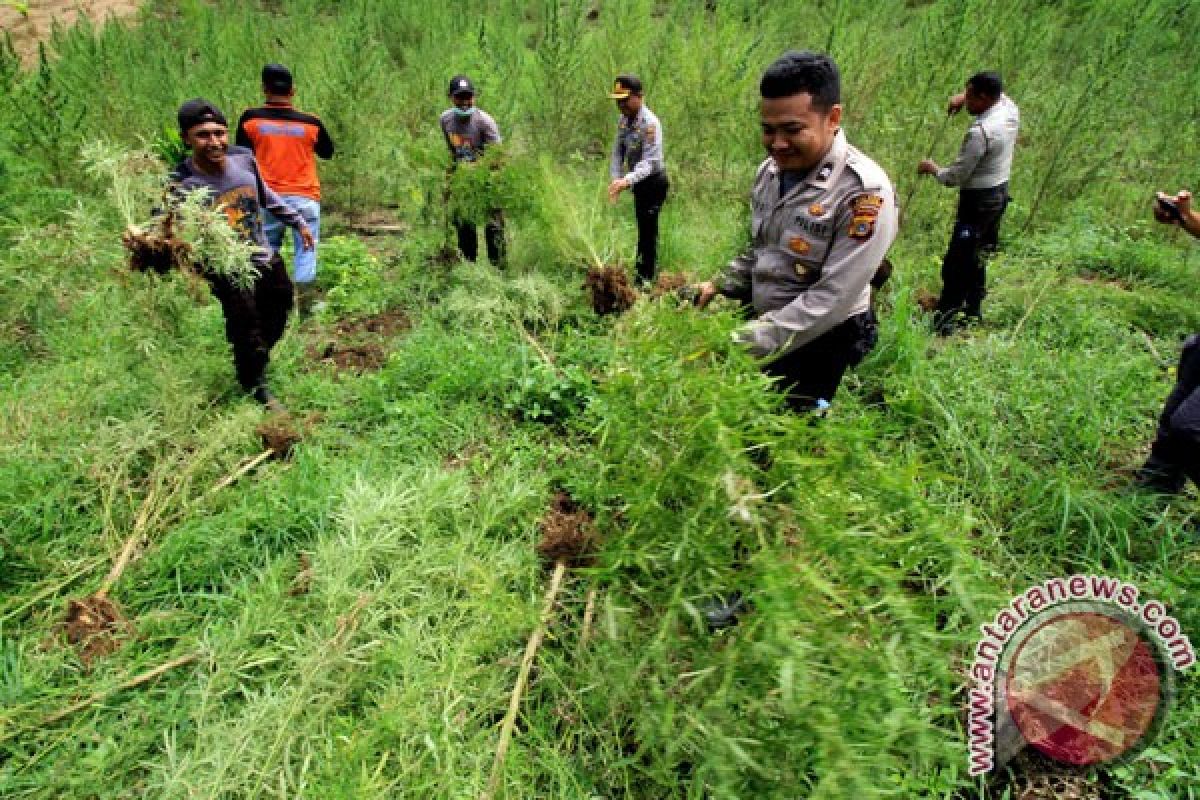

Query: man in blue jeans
236,64,335,313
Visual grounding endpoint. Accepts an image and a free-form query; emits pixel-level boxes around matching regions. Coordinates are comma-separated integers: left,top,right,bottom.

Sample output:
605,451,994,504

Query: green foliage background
0,1,1198,798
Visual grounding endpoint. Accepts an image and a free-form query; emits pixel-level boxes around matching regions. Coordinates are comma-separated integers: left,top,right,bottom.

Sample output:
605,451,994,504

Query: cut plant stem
41,652,199,727
484,560,568,800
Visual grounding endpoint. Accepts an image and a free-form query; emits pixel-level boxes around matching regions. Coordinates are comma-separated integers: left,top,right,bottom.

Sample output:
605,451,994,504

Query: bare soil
62,594,132,665
1,0,143,66
537,491,598,566
332,307,410,339
308,307,410,373
584,265,637,315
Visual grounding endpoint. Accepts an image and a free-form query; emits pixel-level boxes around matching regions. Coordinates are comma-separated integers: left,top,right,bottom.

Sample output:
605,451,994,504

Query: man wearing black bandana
167,98,313,410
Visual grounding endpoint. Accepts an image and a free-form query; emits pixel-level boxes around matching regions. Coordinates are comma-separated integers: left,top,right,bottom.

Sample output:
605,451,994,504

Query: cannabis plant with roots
83,141,259,289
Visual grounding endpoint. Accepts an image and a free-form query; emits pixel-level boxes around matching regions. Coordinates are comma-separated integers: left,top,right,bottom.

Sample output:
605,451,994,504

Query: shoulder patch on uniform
787,236,811,256
848,193,884,242
645,124,656,141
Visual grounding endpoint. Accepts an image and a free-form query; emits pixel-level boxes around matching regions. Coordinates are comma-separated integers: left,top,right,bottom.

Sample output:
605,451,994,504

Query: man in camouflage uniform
696,50,898,413
440,75,505,265
608,74,669,286
918,71,1019,333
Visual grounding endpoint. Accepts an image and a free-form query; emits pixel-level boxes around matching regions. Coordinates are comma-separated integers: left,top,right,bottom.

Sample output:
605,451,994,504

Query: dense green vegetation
1,0,1198,797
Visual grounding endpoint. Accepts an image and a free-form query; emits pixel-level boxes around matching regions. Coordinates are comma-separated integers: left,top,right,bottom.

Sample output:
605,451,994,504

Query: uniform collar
621,106,646,127
766,128,848,194
973,94,1008,122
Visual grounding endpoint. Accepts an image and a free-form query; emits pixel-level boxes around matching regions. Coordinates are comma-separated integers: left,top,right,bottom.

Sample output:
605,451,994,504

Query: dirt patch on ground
332,307,410,338
309,341,387,372
62,594,133,665
537,491,598,566
2,0,143,66
584,265,637,315
308,307,410,374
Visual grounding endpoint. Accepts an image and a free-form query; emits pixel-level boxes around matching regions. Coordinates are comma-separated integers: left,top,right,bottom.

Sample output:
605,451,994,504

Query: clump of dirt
537,491,598,566
584,265,638,315
288,553,314,596
915,288,939,312
650,270,691,298
122,216,191,275
256,413,303,458
62,595,133,666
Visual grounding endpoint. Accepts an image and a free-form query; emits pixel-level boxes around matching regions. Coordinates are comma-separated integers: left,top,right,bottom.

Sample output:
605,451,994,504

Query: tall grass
0,1,1197,798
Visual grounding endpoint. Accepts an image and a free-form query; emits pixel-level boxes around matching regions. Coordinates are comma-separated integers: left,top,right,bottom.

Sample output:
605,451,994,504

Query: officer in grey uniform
608,74,668,285
696,51,898,412
918,71,1019,333
440,75,505,265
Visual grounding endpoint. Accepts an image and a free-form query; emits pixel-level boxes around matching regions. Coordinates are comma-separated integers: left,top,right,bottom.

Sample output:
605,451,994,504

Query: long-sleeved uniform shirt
439,108,502,163
610,105,665,185
169,147,306,272
718,129,898,358
935,94,1019,189
235,102,334,201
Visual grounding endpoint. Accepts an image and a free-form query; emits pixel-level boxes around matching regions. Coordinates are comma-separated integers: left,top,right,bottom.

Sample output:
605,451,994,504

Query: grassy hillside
1,1,1197,797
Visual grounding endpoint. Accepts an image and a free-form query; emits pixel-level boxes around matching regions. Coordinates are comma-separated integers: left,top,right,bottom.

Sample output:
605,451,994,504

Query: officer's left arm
738,193,897,358
624,120,663,186
935,127,986,187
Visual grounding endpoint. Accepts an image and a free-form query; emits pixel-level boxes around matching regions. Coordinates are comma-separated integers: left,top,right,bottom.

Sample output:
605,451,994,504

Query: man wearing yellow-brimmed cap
607,74,668,286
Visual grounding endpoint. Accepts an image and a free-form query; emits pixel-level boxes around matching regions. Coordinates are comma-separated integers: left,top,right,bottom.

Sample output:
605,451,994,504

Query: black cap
448,75,475,97
262,63,293,93
609,74,643,99
177,98,227,136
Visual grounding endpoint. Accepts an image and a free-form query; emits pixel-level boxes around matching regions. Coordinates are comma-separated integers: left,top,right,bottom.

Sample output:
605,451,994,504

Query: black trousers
633,172,669,284
456,210,506,266
1142,333,1200,490
936,183,1009,317
205,252,294,390
763,311,878,412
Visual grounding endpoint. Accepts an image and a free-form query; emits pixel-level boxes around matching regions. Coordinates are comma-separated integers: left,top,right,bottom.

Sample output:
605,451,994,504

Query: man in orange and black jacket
236,64,334,308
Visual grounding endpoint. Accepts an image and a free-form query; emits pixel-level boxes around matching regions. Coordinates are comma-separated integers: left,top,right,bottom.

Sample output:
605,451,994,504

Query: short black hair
759,51,841,110
967,71,1003,98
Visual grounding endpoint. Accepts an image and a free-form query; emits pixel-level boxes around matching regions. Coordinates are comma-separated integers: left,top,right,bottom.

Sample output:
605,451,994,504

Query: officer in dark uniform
1137,188,1200,493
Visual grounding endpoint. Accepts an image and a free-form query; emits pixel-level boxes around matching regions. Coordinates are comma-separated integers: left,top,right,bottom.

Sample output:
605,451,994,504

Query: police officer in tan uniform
608,74,669,286
696,50,898,412
918,71,1019,333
